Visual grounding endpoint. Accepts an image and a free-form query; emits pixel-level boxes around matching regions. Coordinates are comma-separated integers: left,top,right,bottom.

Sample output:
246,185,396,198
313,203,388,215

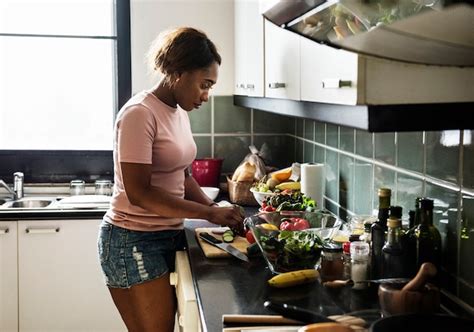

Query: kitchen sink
1,198,55,209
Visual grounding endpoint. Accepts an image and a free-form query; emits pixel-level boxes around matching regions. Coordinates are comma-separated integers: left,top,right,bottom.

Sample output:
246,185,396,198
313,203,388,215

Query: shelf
234,95,474,132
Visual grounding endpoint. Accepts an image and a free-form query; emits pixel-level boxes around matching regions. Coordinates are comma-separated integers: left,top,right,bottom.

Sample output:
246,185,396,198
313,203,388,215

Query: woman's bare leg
108,272,176,332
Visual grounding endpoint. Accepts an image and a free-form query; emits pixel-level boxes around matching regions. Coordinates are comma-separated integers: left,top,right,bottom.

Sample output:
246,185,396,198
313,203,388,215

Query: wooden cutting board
196,227,250,258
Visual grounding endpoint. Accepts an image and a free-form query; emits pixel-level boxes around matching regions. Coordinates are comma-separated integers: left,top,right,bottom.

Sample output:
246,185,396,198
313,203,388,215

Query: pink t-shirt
104,91,197,231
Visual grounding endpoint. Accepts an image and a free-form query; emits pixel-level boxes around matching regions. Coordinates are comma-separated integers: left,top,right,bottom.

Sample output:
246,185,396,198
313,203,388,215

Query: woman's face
174,61,219,112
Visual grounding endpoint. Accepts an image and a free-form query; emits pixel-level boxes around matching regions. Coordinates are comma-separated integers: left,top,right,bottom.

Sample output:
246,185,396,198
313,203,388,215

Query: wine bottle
415,198,442,271
370,188,391,279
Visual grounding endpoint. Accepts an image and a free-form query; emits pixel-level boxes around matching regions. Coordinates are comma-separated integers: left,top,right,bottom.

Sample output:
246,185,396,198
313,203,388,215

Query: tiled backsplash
189,95,474,310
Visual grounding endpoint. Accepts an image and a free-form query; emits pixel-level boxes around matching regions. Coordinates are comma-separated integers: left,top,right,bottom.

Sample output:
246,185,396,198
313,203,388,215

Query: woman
98,27,244,332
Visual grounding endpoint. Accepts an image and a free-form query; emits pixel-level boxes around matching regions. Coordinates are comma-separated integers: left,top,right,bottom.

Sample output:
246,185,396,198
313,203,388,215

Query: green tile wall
190,96,474,308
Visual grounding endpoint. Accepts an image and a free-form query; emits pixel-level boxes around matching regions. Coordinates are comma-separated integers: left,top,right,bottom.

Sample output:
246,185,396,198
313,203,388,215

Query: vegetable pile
262,191,316,212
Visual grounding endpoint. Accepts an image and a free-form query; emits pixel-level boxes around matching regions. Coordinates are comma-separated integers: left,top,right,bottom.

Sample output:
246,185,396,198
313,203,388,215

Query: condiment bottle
371,188,391,279
350,241,370,290
402,198,422,277
342,242,351,279
415,198,441,272
382,216,404,278
320,243,343,282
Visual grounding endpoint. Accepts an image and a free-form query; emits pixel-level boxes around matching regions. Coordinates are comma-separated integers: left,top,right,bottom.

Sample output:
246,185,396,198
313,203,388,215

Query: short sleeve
117,105,156,164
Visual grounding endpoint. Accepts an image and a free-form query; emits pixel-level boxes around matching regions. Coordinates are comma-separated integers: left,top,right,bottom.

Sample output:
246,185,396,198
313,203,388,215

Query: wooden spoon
402,262,437,292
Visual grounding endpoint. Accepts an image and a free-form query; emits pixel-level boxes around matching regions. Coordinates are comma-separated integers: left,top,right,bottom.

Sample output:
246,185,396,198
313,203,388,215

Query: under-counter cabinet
0,222,18,332
264,19,301,100
234,0,264,97
1,219,126,332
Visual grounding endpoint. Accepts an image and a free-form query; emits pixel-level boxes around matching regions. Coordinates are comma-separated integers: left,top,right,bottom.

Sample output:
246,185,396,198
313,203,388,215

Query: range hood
263,0,474,66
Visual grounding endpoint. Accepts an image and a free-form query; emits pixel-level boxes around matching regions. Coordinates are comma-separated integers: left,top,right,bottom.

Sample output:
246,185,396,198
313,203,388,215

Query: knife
199,232,249,262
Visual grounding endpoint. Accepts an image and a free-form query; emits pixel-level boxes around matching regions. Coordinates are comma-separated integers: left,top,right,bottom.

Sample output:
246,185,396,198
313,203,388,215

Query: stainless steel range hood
263,0,474,66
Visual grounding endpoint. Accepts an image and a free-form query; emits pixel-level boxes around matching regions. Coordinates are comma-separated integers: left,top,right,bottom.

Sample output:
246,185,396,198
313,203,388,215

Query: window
0,0,131,182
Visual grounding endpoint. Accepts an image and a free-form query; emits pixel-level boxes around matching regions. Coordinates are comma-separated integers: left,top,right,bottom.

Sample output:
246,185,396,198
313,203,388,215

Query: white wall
131,0,235,96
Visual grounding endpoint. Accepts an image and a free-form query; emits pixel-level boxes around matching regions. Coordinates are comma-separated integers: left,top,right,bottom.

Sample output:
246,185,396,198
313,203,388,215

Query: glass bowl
250,187,276,206
245,210,342,274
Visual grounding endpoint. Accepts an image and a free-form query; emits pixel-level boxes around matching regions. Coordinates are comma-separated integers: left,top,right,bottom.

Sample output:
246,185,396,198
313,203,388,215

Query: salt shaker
350,241,370,290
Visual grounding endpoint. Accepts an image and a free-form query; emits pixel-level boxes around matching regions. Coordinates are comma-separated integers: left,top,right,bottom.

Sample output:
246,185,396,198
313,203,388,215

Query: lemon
258,223,279,231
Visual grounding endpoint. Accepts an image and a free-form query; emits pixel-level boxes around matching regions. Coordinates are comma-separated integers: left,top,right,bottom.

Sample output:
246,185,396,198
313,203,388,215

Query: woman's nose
201,92,209,102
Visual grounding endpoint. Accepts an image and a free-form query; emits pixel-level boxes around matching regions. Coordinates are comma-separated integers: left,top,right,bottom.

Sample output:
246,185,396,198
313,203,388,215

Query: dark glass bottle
415,198,442,271
402,198,422,277
371,188,391,279
382,216,404,278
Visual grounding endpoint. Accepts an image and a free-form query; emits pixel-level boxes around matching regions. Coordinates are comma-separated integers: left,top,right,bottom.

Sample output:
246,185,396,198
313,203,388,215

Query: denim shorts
97,221,186,288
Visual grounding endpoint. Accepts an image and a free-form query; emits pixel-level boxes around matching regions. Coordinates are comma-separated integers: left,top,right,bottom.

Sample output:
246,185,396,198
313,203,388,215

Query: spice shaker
350,241,370,290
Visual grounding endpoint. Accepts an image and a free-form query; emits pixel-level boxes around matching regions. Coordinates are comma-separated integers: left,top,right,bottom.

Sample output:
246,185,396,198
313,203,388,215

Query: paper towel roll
301,163,326,208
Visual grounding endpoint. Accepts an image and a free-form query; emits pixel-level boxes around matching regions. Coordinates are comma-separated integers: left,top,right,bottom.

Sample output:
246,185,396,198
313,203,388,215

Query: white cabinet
234,0,264,97
300,37,360,105
17,219,125,332
264,19,301,100
0,222,18,332
170,251,201,332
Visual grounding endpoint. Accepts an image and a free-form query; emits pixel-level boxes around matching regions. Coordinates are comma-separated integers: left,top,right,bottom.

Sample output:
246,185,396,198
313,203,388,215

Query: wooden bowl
378,282,440,316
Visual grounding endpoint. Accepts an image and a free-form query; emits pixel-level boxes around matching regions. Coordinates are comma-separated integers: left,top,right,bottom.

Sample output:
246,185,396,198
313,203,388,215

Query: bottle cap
420,198,434,209
350,241,369,258
389,206,403,219
322,243,343,253
378,188,391,197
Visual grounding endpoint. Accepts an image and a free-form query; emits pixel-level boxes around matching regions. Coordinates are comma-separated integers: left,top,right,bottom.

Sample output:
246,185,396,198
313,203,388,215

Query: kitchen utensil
222,314,301,325
323,277,411,289
378,263,440,316
196,228,249,258
370,314,474,332
264,301,367,330
264,301,335,325
199,232,249,262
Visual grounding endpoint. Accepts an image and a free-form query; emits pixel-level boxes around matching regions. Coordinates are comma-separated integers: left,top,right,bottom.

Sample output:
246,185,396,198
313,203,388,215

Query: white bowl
250,187,276,206
201,187,220,200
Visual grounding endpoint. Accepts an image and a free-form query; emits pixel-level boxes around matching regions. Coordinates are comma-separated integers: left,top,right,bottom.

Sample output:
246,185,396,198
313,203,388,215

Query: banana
275,181,301,191
268,269,319,288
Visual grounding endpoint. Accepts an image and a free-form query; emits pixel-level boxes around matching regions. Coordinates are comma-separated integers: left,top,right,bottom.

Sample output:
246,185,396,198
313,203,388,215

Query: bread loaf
232,162,256,182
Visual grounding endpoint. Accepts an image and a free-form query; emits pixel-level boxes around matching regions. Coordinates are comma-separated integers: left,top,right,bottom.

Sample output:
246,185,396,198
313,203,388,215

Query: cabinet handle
268,82,286,89
0,228,9,235
239,83,246,89
25,227,60,234
322,79,352,89
246,84,255,89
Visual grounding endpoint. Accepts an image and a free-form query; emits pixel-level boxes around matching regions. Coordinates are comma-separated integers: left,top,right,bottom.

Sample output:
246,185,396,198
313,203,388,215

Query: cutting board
196,227,250,258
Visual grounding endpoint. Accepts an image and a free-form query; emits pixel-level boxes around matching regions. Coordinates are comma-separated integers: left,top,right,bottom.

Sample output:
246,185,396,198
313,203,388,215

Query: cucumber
222,230,235,243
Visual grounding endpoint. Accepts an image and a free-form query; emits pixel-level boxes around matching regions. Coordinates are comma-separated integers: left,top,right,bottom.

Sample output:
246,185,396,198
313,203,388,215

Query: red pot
192,158,224,187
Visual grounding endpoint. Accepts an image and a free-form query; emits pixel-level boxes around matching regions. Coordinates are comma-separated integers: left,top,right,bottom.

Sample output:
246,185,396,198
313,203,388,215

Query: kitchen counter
0,208,108,220
183,216,380,332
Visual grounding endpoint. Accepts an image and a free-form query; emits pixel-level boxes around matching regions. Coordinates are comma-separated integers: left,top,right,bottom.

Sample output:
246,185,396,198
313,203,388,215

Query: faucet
0,172,24,200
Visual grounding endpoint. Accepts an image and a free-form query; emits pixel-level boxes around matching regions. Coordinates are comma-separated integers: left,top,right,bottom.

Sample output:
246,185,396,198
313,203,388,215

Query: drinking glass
95,180,112,196
70,180,86,196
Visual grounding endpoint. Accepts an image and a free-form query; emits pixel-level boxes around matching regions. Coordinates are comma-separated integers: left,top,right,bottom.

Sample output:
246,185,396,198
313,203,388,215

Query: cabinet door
234,0,264,97
264,19,300,100
0,221,18,332
300,37,359,105
18,219,126,332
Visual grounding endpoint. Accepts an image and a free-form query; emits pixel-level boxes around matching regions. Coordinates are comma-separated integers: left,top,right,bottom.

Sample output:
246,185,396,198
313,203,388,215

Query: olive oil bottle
371,188,391,279
415,198,441,271
382,214,404,278
402,198,422,277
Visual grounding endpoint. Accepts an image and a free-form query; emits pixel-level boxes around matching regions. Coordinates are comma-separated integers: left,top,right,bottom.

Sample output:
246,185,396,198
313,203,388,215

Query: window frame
0,0,131,184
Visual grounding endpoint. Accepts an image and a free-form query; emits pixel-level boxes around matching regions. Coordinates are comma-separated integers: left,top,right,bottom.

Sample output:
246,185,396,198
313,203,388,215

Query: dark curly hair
148,27,221,85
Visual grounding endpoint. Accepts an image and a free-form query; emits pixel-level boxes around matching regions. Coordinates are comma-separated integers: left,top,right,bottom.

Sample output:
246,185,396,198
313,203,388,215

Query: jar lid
322,243,342,253
343,241,351,253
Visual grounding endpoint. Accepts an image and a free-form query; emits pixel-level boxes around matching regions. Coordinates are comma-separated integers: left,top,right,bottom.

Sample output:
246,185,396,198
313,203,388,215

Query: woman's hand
207,205,245,235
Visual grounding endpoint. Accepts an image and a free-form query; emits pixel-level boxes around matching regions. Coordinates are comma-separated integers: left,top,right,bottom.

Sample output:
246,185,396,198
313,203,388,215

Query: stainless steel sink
1,198,55,209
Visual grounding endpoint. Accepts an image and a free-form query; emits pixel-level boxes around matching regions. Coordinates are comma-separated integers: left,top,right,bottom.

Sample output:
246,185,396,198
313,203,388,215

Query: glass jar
320,243,343,282
95,179,113,196
70,179,85,196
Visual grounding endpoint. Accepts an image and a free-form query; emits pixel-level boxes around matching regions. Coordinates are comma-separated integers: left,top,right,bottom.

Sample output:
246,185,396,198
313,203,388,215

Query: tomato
264,205,276,212
292,218,310,231
280,220,294,231
245,230,256,244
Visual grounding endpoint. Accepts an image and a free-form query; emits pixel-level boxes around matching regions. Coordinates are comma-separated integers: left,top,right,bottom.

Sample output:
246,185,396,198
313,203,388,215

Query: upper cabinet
264,19,300,100
234,0,264,97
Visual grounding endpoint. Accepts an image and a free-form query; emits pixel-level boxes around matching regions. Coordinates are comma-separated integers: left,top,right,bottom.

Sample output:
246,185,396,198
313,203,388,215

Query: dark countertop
184,211,381,332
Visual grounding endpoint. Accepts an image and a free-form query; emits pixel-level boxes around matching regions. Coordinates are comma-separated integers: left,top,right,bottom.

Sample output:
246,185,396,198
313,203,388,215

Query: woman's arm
121,162,242,229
